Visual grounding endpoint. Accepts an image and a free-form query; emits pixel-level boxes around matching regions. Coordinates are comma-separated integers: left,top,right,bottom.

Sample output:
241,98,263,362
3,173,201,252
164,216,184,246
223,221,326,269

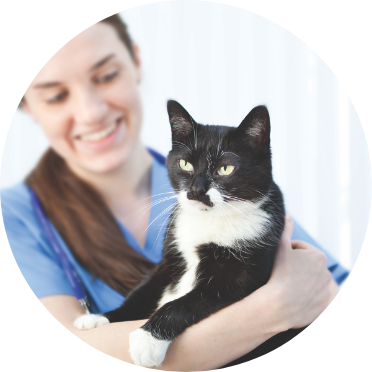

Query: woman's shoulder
1,182,79,298
1,182,33,219
1,182,42,243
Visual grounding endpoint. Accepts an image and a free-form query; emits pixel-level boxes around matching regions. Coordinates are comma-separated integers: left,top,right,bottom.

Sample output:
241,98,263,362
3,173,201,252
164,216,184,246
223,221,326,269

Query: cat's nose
190,175,207,198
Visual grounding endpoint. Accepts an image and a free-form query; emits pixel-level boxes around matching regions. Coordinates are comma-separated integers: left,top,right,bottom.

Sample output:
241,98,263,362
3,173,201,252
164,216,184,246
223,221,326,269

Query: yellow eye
179,159,193,172
218,165,235,176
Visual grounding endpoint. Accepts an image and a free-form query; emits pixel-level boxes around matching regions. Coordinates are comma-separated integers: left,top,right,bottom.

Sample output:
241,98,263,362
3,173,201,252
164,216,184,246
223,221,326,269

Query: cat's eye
218,165,235,176
179,159,193,172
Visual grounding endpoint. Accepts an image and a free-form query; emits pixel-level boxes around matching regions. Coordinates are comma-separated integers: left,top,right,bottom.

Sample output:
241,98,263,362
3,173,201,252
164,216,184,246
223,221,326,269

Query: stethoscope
29,148,166,315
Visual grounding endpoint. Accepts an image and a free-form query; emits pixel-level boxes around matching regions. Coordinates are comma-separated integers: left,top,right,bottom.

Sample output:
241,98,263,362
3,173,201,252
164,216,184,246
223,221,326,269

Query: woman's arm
40,284,279,370
40,215,338,371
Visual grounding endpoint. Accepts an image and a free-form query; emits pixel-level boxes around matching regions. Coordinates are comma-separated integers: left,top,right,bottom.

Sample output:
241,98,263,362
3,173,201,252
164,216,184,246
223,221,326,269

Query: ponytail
26,149,155,296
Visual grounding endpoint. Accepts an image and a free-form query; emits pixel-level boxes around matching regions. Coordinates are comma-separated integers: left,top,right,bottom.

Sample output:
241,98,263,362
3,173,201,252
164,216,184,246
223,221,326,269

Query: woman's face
23,22,142,174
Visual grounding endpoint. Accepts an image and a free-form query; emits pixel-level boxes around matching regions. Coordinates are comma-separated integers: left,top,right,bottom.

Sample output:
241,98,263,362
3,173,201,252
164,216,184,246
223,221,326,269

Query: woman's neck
67,141,153,208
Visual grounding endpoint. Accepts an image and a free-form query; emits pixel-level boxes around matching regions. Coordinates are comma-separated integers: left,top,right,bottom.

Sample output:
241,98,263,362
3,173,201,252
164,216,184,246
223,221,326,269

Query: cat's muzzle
186,191,214,207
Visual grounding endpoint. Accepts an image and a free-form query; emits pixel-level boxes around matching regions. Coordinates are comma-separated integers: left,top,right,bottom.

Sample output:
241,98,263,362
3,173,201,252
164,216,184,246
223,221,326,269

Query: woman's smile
74,116,127,155
78,120,119,143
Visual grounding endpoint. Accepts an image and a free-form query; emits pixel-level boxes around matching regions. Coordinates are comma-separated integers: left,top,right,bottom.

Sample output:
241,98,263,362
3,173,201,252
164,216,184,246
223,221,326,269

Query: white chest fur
156,189,270,309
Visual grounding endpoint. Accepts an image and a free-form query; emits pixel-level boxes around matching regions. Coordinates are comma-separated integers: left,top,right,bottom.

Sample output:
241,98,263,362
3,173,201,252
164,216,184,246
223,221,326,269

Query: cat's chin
187,199,212,211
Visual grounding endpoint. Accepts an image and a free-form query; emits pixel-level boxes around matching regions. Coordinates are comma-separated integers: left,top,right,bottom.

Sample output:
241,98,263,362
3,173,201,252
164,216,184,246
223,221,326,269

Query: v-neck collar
117,156,175,263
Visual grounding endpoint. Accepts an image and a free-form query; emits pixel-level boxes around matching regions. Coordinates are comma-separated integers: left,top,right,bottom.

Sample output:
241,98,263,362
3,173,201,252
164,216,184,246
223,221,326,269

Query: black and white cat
74,101,285,367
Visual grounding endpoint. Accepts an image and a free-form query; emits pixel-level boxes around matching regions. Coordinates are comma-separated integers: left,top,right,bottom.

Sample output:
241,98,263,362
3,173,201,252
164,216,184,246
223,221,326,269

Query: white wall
1,1,370,270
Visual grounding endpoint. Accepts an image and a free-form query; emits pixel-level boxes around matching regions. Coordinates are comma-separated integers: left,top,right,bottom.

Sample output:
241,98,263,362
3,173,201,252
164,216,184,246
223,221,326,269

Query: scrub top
1,155,349,314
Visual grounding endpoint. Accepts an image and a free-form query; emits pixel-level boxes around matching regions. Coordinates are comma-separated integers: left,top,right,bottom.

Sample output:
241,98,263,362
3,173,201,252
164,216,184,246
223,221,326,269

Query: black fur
104,101,299,366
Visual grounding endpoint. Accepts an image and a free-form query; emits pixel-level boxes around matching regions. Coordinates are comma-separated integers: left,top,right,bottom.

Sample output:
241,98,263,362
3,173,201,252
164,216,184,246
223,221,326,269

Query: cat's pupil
184,161,188,166
224,165,227,171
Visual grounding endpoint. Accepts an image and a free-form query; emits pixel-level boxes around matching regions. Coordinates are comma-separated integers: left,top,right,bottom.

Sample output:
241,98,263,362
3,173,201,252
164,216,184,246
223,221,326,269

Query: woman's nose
73,90,108,125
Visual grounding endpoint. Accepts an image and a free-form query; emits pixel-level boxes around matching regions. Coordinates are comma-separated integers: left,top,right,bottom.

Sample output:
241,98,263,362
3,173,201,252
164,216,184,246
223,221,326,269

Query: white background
2,1,370,272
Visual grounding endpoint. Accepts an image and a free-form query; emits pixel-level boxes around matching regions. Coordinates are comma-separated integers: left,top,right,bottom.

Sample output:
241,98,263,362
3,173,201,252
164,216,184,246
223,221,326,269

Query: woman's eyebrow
90,53,115,71
33,54,116,89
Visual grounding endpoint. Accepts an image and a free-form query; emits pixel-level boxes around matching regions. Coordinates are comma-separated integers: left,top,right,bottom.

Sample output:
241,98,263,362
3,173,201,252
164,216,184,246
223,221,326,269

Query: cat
74,100,286,368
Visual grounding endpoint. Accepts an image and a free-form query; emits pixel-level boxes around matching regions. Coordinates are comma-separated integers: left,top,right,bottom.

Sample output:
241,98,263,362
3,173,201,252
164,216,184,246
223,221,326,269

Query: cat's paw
73,314,109,330
129,328,171,367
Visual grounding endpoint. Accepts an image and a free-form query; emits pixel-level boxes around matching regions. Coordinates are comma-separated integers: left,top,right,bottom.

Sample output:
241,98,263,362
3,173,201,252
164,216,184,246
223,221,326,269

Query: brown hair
19,14,136,108
25,15,155,296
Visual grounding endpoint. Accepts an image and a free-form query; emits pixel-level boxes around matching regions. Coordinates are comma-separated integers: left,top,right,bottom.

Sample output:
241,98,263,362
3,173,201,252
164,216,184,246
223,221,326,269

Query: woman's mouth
79,120,119,143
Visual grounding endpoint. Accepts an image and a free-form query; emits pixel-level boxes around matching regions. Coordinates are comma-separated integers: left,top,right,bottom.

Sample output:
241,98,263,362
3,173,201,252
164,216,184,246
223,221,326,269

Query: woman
1,14,346,370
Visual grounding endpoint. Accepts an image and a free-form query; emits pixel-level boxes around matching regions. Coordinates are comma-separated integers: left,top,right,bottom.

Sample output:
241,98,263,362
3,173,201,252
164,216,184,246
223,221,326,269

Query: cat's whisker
136,195,177,212
152,201,180,250
216,132,225,160
220,201,239,227
173,141,192,155
214,202,230,229
136,188,182,211
190,116,198,150
254,189,281,210
222,194,263,205
135,195,178,220
220,200,253,219
221,151,239,158
185,135,194,155
136,191,176,204
138,202,177,242
164,202,182,243
220,200,271,247
157,182,182,192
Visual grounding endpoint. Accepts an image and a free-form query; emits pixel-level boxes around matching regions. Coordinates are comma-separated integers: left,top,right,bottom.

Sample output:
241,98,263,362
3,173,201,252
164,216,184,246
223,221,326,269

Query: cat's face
166,100,273,213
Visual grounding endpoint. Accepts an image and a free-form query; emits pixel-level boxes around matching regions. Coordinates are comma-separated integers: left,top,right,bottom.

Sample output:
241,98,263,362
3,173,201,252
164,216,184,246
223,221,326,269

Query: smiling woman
20,17,156,296
1,12,345,371
22,22,143,175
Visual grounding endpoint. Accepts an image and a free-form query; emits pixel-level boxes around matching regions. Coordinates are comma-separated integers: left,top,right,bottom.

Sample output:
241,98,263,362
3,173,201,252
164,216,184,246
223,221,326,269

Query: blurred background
1,1,370,270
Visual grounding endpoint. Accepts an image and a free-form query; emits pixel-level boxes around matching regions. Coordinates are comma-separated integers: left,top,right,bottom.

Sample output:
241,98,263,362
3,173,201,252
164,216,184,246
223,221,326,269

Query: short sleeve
1,185,74,298
292,218,349,285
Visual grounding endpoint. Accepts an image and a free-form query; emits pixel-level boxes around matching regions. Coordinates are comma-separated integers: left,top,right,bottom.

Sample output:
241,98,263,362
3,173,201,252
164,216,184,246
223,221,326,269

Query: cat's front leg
74,265,171,330
129,287,231,367
73,313,110,330
129,329,171,367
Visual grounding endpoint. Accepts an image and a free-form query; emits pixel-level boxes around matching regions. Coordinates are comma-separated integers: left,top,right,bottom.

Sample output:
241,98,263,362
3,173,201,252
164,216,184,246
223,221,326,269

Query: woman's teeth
80,122,117,142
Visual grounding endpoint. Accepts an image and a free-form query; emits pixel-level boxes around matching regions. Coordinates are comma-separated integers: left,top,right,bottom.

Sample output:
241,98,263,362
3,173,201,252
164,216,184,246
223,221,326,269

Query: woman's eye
179,159,193,172
218,165,235,176
95,71,119,83
46,91,68,104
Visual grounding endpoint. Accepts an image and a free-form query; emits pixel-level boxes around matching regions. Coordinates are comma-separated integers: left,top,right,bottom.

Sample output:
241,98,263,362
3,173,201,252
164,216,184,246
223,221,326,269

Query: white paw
129,328,171,367
73,314,109,330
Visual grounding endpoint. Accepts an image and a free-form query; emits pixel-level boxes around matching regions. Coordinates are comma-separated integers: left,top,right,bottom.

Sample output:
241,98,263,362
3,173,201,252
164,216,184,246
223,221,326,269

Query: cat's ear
237,105,270,150
167,100,195,139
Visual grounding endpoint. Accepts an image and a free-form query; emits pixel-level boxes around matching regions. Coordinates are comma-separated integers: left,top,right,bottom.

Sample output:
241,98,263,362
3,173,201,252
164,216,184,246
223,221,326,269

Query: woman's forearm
52,283,284,371
161,283,283,370
69,319,147,361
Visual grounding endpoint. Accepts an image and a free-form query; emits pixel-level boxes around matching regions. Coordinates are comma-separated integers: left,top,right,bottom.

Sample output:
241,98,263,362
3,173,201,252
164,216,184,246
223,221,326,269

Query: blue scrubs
1,156,348,314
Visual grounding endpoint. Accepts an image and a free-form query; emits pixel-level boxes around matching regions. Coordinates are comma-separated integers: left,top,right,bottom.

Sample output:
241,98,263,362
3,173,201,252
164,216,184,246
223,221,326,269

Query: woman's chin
65,151,129,177
84,155,129,175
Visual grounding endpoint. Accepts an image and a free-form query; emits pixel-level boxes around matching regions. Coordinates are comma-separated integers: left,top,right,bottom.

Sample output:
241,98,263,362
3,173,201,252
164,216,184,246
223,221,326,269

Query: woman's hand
267,214,339,331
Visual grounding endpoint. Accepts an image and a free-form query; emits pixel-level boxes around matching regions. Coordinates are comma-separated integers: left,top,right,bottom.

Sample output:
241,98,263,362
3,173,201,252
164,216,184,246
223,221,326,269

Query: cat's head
166,100,273,213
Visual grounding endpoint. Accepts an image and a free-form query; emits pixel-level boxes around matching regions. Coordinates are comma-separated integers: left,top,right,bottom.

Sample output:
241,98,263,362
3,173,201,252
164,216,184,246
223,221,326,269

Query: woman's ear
19,97,37,122
132,43,142,84
20,98,31,114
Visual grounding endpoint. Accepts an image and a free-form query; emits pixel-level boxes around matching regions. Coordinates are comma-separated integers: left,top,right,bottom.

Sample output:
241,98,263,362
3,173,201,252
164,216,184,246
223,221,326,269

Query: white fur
176,188,269,249
157,244,199,308
73,314,109,330
129,328,171,367
156,188,270,309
